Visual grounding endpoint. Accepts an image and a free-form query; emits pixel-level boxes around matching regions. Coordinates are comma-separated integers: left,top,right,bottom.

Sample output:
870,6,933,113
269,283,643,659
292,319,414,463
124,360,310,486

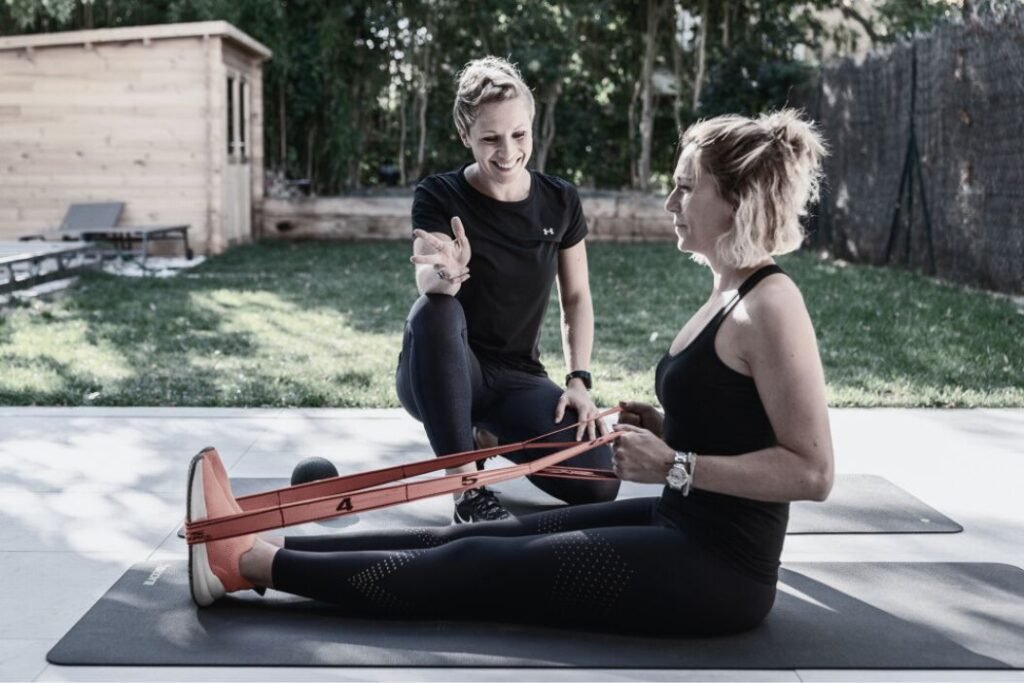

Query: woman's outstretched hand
616,400,664,438
611,423,674,483
411,216,472,284
555,386,609,441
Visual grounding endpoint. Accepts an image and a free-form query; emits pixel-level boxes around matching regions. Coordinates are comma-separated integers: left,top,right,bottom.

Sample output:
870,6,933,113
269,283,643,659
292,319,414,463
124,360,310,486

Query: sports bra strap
720,264,785,320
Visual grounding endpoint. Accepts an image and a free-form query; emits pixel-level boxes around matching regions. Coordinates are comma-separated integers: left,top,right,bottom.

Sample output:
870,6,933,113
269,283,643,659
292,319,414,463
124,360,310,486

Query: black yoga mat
47,561,1023,668
787,474,961,534
505,475,963,534
179,474,960,536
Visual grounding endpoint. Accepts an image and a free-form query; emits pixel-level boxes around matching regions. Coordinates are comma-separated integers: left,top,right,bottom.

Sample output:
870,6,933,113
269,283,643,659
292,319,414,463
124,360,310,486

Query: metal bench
55,223,193,266
21,202,193,266
0,240,100,294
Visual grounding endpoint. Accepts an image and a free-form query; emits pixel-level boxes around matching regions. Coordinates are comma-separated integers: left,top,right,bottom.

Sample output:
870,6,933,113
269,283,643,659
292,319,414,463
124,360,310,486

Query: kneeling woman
187,109,834,636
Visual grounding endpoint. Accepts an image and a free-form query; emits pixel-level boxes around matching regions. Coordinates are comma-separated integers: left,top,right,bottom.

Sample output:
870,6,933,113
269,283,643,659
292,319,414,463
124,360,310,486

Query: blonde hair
452,56,535,139
681,109,827,268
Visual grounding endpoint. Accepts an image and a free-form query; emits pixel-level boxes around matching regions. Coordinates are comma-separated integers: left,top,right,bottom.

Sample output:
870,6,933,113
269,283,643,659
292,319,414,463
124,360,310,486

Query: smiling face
461,96,533,193
664,145,735,261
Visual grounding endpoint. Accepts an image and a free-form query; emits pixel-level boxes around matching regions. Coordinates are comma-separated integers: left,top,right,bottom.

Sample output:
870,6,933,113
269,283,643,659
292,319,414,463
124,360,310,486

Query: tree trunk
693,0,709,111
535,16,577,176
342,65,370,190
628,77,641,188
671,4,685,135
278,85,287,173
413,83,429,181
721,0,730,50
306,125,317,192
535,83,561,174
412,42,432,182
398,89,408,186
349,85,365,190
637,0,666,192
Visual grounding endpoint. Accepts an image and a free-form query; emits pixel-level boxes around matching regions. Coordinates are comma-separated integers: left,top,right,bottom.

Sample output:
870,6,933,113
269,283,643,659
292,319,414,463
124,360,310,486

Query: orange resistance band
185,407,622,546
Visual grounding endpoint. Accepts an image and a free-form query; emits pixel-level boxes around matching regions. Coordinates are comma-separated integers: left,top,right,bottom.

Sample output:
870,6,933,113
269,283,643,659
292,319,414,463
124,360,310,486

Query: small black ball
290,456,339,486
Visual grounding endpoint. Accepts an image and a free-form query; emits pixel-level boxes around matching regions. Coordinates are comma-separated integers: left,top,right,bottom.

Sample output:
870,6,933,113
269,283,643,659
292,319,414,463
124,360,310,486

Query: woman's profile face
461,96,534,187
664,146,734,258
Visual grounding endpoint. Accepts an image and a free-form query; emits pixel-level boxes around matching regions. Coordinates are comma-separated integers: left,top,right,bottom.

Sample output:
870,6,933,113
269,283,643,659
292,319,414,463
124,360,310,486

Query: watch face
667,466,687,489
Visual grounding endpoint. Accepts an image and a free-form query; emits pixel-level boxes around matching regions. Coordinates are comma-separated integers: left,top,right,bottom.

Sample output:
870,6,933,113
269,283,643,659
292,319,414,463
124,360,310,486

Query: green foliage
0,1,964,190
700,54,817,118
1,243,1021,407
2,0,77,29
874,0,959,38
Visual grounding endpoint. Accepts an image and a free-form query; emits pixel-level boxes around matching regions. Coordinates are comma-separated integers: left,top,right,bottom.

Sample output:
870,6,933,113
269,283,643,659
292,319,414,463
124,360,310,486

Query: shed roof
0,21,272,60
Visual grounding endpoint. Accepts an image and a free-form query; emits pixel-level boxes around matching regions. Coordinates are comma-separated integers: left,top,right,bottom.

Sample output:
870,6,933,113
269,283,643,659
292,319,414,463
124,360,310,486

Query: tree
636,0,670,191
0,0,970,193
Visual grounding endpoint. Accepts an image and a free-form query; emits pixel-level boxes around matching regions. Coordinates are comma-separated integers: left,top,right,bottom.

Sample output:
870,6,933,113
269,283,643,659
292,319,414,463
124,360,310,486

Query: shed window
239,80,248,161
226,76,235,157
226,75,249,162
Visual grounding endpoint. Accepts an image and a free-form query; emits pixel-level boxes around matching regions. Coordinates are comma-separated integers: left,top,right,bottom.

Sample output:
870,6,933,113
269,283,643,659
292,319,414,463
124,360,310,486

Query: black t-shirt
411,165,588,375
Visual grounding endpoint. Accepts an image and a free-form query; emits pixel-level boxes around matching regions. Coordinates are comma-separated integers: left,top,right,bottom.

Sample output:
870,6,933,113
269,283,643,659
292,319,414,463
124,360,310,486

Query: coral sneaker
187,448,255,607
201,446,235,510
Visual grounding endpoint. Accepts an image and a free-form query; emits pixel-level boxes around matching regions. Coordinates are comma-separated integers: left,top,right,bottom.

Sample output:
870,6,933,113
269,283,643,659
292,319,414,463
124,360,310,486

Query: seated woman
398,56,617,522
187,109,834,636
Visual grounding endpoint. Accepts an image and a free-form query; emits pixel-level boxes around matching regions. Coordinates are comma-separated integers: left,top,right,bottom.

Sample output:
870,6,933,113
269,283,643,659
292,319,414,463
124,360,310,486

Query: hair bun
760,109,824,161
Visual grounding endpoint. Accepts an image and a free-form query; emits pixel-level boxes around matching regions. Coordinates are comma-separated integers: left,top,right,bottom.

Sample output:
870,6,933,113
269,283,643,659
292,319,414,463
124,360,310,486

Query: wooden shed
0,21,271,255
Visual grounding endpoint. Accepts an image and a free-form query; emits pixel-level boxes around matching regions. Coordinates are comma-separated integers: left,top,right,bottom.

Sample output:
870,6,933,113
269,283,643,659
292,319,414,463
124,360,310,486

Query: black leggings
273,497,776,636
395,294,619,505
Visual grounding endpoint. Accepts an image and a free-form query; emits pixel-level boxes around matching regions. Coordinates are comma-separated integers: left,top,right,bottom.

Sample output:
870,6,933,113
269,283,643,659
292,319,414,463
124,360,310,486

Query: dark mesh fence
800,8,1023,294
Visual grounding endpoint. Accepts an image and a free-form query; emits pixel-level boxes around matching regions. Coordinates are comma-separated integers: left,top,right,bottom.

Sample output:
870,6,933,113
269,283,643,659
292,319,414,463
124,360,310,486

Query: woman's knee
407,294,466,338
573,478,621,505
558,442,619,504
539,476,621,506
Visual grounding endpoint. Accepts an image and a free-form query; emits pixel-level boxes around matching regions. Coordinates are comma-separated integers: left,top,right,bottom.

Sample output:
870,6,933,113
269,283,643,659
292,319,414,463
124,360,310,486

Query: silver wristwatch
666,451,697,496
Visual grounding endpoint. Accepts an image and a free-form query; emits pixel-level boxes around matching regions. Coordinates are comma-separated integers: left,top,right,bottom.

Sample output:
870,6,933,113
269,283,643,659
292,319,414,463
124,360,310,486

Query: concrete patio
1,406,1022,682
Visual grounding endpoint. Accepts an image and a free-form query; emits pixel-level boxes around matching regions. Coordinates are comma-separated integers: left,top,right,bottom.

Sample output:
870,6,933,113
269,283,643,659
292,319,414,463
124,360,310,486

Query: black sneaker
453,487,513,524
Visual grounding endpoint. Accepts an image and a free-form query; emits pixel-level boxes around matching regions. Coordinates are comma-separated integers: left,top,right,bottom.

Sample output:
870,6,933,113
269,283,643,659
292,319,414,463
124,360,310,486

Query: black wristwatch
565,370,592,390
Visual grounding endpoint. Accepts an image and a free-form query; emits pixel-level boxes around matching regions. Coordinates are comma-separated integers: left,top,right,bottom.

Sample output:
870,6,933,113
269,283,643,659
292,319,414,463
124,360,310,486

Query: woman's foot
239,537,280,588
205,446,235,505
187,448,256,607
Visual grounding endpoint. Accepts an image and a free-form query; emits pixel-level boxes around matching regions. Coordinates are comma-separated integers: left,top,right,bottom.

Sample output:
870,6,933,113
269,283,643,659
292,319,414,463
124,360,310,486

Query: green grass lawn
1,241,1021,407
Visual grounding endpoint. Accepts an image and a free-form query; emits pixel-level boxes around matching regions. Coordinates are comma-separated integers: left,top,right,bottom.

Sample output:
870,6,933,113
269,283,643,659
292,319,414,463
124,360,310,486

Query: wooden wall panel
0,37,210,243
0,30,268,253
249,61,266,239
203,36,225,253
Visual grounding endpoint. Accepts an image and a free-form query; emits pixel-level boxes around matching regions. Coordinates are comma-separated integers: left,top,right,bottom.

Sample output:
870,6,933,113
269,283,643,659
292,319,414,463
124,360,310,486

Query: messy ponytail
681,109,827,268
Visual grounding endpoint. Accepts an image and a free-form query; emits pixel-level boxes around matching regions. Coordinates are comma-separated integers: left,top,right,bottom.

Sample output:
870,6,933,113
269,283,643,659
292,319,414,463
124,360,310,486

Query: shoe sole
187,447,225,608
452,512,512,524
452,507,512,525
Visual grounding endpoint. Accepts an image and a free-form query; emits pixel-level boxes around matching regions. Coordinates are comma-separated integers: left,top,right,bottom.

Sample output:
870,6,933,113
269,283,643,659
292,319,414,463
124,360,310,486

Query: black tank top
655,264,788,583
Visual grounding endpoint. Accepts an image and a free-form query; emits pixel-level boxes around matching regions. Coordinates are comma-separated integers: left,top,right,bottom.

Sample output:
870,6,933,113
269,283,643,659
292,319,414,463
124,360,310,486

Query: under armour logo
542,228,555,236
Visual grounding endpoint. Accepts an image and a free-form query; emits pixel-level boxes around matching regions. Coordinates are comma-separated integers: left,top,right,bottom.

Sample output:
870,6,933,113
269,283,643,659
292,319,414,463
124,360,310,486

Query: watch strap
565,370,592,390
